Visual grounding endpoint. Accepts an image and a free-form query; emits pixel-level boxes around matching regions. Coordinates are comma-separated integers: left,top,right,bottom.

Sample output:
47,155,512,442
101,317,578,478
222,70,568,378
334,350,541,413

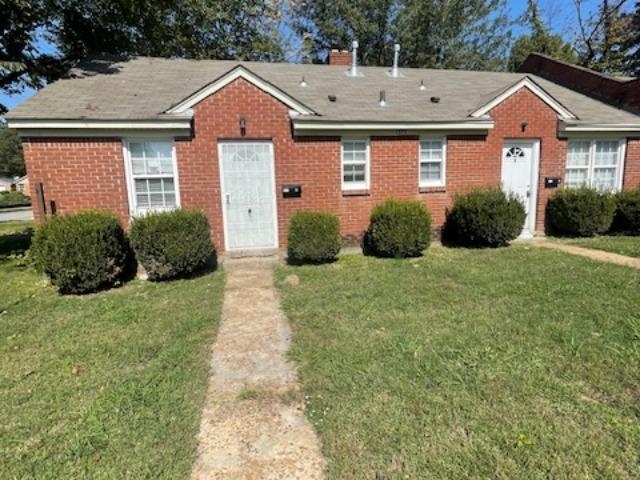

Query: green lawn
559,235,640,258
0,228,224,479
277,247,640,479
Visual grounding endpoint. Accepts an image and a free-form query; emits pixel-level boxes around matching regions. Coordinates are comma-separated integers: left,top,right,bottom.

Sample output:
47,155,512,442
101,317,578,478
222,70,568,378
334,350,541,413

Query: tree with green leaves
290,0,396,66
0,122,25,177
1,0,285,113
508,0,576,71
622,2,640,75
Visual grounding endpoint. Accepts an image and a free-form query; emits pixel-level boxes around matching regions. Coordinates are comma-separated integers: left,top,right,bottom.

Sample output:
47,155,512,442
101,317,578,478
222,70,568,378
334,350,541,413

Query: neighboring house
6,50,640,252
14,175,30,196
0,176,14,192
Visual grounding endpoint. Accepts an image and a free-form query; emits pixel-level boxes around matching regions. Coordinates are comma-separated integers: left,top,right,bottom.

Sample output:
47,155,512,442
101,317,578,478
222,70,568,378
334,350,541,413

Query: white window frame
123,138,181,216
341,137,370,191
565,138,626,192
419,136,447,188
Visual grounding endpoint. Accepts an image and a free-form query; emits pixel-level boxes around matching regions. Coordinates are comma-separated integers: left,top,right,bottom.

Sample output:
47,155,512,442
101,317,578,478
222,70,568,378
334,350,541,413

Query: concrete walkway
190,257,326,480
529,238,640,269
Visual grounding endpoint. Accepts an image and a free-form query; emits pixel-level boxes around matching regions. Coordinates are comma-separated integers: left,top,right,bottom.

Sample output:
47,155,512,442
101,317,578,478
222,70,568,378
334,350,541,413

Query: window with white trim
341,139,369,190
419,137,446,187
565,139,624,191
126,140,179,214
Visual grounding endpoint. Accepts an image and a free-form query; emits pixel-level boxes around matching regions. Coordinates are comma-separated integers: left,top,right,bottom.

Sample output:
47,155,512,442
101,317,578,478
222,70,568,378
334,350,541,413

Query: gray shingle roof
7,56,640,125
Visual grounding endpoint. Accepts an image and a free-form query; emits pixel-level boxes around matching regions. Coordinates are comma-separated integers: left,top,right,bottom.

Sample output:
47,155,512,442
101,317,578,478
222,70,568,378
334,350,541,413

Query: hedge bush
0,191,31,207
442,188,526,247
546,187,616,237
611,188,640,235
366,199,431,258
287,211,341,264
30,211,131,294
129,209,215,280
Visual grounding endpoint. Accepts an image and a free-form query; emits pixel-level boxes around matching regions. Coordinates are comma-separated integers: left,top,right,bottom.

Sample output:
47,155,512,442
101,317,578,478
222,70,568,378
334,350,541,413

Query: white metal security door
219,142,278,250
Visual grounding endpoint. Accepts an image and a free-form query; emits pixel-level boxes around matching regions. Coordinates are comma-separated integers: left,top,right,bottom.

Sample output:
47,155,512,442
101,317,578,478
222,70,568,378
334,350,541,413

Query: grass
557,235,640,258
0,229,225,479
277,247,640,479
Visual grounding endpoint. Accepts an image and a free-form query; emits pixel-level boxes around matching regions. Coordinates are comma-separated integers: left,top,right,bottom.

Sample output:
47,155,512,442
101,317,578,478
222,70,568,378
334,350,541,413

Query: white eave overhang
6,117,193,137
292,119,494,135
560,121,640,134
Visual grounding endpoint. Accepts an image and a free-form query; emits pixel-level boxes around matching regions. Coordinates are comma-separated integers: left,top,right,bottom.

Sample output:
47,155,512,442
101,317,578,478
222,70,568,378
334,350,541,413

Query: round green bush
129,209,215,281
546,187,616,237
611,188,640,235
443,188,526,247
287,211,341,264
30,210,131,294
366,199,431,258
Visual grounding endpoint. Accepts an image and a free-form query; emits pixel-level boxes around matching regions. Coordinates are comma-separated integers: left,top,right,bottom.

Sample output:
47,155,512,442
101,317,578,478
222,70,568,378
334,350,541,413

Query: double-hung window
125,140,180,215
419,137,446,187
565,139,624,191
341,139,369,190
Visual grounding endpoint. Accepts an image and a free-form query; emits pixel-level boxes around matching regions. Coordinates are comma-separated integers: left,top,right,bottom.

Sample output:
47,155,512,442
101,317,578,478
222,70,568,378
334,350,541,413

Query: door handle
225,193,230,204
248,208,252,215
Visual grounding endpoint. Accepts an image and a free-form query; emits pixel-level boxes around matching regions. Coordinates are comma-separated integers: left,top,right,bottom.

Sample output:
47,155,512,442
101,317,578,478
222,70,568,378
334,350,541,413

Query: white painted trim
341,137,370,191
122,138,182,217
501,139,540,234
418,136,447,188
217,140,279,252
561,123,640,133
470,77,576,119
7,119,192,131
14,129,191,138
167,66,315,115
294,120,494,134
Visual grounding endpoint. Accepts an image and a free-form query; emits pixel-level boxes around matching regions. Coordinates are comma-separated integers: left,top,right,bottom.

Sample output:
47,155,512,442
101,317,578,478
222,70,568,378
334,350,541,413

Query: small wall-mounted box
282,185,302,198
545,177,562,188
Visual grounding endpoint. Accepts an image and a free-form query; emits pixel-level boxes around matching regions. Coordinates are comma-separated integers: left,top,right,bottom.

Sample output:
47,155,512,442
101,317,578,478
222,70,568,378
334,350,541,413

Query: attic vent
328,95,337,102
430,96,440,103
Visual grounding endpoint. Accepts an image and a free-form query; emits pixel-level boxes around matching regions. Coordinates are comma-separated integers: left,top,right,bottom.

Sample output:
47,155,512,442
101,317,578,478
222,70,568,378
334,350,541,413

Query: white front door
219,142,278,251
501,140,539,237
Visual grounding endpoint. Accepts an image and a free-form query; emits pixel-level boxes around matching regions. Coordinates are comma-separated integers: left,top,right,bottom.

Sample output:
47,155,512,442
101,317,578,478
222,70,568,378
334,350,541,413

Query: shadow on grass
0,229,33,259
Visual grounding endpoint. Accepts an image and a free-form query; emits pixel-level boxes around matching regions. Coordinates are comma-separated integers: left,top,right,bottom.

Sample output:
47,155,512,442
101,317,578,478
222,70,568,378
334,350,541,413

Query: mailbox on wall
545,177,562,188
282,185,302,198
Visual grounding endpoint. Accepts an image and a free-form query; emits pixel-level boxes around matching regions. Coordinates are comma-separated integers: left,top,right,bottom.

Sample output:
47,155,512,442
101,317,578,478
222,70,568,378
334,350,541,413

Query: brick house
6,51,640,252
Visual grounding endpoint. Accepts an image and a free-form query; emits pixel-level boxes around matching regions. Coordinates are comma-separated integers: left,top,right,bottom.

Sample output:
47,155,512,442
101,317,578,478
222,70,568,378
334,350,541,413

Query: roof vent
328,95,337,102
430,96,440,103
390,44,401,78
347,40,362,77
299,76,308,87
379,90,387,107
419,80,427,91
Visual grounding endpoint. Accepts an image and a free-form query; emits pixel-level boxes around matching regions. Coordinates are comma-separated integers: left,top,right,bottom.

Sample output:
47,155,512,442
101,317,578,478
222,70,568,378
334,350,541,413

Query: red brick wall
19,80,640,250
21,138,128,225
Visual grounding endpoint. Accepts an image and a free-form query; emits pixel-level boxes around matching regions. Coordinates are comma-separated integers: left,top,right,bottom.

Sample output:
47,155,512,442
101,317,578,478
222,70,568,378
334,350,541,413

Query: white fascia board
561,123,640,133
293,120,494,134
470,77,577,120
166,66,315,115
6,119,192,130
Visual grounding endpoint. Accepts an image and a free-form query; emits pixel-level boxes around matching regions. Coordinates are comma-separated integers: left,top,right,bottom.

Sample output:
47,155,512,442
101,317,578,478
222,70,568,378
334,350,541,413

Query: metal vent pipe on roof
391,44,400,77
350,40,359,76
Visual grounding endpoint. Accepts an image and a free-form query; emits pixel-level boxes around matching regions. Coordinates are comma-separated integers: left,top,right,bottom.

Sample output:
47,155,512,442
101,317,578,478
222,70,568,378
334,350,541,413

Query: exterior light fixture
521,121,528,133
239,117,246,136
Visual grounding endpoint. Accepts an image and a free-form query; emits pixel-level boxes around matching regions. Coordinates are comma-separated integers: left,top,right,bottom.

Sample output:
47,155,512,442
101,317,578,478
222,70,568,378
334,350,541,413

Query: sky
0,0,607,113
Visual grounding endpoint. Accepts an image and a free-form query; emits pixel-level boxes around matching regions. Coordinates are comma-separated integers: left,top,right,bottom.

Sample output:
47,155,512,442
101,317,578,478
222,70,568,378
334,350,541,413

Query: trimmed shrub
129,209,215,280
443,188,526,247
611,188,640,235
0,191,31,207
30,211,130,294
546,187,616,237
366,199,431,258
287,211,341,264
